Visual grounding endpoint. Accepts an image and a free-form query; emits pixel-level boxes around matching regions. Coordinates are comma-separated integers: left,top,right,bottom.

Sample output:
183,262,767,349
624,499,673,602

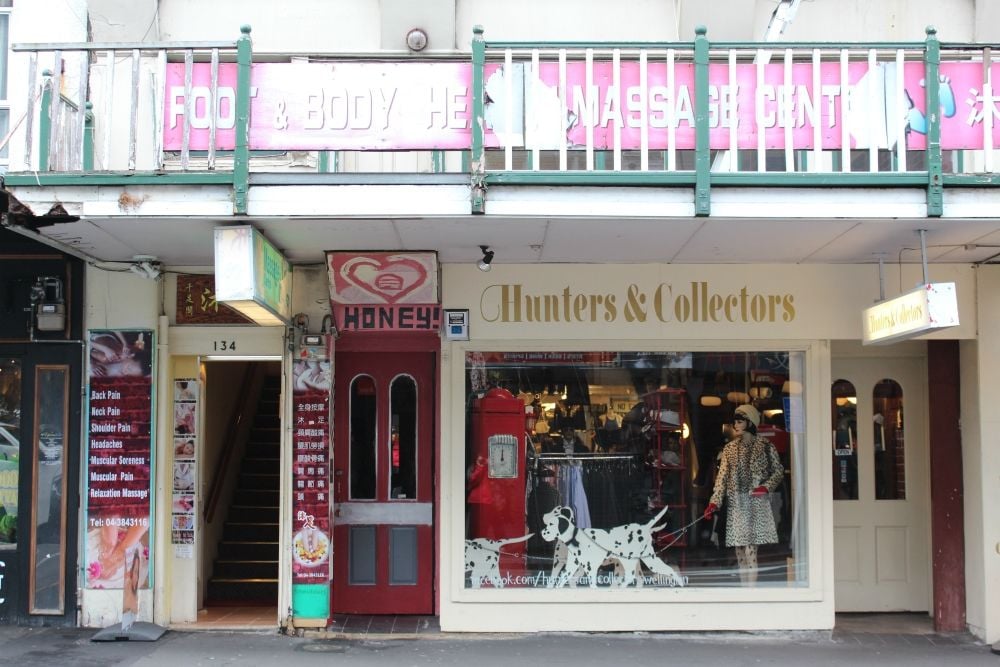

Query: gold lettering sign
480,282,795,324
176,274,252,325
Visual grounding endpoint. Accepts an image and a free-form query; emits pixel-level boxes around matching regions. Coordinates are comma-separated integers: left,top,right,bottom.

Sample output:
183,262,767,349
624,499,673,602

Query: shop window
831,379,858,501
30,365,68,613
0,3,10,168
0,358,20,547
389,375,417,500
349,375,376,500
873,378,905,500
463,350,807,590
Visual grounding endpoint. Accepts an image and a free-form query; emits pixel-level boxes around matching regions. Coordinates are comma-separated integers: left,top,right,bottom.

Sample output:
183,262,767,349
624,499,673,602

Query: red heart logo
339,255,430,304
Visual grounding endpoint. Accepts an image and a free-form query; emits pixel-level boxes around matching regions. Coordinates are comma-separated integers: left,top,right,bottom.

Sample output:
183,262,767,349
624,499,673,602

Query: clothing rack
534,453,636,461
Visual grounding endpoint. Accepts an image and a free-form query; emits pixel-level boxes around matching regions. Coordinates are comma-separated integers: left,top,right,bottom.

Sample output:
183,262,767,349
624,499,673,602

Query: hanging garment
558,465,592,531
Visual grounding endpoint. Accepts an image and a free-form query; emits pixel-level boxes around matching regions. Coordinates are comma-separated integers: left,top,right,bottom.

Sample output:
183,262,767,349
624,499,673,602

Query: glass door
0,346,81,625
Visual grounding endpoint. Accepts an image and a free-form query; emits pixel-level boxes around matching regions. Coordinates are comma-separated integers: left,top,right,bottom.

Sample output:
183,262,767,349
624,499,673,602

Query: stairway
207,375,280,603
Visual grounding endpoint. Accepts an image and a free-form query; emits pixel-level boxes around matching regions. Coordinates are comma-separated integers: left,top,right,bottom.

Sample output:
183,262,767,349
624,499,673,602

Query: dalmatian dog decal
464,534,533,589
541,505,686,588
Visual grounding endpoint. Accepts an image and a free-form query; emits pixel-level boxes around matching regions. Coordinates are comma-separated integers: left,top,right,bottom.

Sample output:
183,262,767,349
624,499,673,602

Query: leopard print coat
708,433,784,547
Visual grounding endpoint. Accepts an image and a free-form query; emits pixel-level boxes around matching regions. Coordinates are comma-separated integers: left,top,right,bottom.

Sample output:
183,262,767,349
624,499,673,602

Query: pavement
0,621,997,667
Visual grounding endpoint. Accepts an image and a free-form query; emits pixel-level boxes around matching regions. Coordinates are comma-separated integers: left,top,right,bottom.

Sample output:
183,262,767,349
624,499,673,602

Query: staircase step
218,540,278,560
214,559,278,579
207,578,278,603
207,377,284,605
233,489,279,506
239,472,280,490
228,505,279,523
249,427,280,442
254,414,280,428
243,457,279,474
224,521,279,541
245,442,279,458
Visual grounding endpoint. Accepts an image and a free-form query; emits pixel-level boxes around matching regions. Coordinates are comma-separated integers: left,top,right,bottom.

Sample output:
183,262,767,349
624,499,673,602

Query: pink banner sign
164,61,1000,152
164,62,473,151
481,60,1000,151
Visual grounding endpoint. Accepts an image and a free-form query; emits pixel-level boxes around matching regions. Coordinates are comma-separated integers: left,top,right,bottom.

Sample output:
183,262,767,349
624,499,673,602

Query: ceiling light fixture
477,245,494,272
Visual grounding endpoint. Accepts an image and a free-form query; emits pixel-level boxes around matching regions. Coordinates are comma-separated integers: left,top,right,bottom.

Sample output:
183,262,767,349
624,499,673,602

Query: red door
331,348,435,614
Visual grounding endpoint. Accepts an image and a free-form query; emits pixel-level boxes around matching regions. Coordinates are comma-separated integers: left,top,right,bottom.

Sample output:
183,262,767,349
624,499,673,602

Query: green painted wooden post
925,26,943,217
693,26,711,216
39,70,52,172
83,102,94,171
234,25,253,214
471,25,486,213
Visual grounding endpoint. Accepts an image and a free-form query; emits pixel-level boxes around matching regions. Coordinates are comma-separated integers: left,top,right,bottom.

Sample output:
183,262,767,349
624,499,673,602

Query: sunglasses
733,416,748,423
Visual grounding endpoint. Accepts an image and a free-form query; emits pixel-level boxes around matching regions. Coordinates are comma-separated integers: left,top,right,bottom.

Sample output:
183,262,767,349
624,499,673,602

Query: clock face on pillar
488,434,518,478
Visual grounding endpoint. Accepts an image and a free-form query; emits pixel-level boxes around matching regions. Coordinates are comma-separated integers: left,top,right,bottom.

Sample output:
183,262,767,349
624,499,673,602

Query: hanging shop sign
327,252,441,333
164,61,1000,151
862,282,959,345
175,274,252,325
291,339,332,622
214,226,292,326
85,330,154,590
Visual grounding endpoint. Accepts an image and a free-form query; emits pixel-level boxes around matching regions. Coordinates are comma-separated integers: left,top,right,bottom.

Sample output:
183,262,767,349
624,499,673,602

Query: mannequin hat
734,404,760,427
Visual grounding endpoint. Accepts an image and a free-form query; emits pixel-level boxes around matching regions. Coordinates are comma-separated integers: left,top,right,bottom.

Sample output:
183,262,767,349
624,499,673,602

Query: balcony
3,26,1000,222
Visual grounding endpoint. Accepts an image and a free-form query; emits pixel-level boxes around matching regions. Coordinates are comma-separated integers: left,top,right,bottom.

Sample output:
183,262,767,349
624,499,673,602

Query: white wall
80,267,161,627
963,265,1000,643
7,0,88,173
158,0,382,52
102,0,985,47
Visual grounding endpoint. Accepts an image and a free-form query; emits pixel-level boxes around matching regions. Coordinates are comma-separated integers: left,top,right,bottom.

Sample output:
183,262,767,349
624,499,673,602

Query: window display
0,358,20,548
463,350,807,590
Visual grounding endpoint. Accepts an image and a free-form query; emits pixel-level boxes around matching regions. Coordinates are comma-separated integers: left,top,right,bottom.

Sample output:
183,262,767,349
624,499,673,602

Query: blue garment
559,465,592,530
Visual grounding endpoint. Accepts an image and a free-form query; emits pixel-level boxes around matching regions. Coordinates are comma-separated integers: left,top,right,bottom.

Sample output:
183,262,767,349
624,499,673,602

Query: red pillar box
468,388,528,584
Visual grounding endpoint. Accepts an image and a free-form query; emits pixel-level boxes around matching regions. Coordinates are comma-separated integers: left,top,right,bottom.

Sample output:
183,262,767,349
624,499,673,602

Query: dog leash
654,514,708,554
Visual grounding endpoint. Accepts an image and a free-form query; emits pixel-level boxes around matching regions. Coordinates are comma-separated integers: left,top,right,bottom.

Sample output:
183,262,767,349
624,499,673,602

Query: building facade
0,0,998,643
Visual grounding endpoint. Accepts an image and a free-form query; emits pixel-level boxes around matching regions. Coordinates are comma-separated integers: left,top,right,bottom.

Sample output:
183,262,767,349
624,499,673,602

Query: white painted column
962,265,1000,643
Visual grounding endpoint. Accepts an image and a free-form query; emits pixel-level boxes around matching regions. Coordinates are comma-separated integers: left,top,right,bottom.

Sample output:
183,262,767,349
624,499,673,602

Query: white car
0,423,18,461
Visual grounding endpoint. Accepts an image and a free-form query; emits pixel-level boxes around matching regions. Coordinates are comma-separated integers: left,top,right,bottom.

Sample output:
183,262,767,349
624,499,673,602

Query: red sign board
291,356,332,583
176,274,251,325
85,330,154,589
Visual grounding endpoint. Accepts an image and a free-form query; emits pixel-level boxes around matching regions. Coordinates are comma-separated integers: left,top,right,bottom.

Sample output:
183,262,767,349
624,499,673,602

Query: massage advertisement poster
171,379,198,556
291,343,332,583
85,330,154,589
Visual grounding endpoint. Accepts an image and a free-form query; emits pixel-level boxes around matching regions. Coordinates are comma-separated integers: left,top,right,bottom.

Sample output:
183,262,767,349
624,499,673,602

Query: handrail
12,40,238,52
16,29,246,174
6,24,1000,215
204,363,258,524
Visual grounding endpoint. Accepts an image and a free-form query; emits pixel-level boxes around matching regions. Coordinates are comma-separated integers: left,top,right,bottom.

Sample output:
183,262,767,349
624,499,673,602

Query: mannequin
703,404,783,585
